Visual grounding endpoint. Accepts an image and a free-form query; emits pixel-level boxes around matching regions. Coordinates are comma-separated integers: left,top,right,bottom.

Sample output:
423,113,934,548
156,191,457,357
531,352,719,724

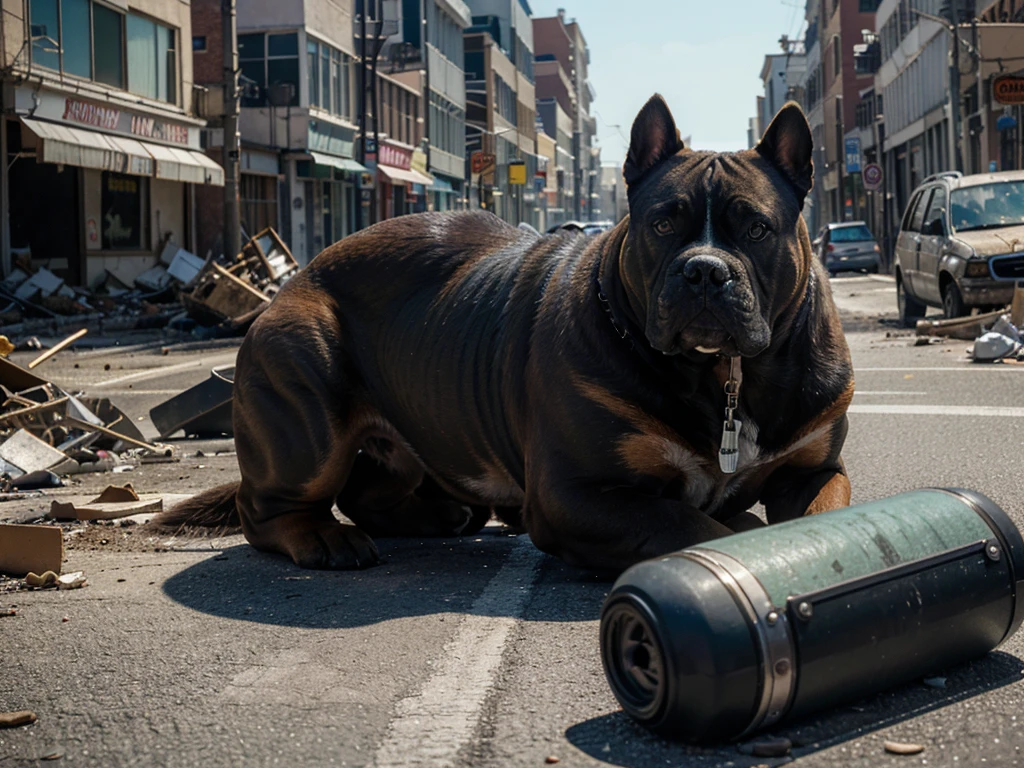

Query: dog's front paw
285,522,381,570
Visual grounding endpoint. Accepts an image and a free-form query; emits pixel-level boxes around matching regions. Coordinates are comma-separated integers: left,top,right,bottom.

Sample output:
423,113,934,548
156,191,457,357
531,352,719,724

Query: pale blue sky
526,0,802,164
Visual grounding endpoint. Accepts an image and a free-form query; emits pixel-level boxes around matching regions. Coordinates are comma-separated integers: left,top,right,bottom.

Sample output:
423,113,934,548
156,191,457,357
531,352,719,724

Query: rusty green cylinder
600,488,1024,743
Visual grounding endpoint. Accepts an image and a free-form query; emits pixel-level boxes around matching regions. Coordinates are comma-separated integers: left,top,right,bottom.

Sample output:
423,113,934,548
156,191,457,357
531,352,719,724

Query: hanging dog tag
719,419,742,474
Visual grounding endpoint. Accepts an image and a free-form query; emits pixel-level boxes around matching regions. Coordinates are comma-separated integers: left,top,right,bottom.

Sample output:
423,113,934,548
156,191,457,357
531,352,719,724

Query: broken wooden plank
0,396,69,424
26,328,88,369
60,416,169,454
48,484,163,521
0,524,63,576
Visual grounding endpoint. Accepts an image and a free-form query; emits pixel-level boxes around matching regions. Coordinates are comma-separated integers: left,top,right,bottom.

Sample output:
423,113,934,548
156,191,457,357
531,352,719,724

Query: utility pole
835,95,845,222
357,4,368,232
949,1,965,171
221,0,241,259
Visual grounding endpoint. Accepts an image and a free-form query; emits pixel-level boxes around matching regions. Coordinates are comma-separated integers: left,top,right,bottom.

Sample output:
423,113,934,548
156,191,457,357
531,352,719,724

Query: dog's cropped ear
757,102,814,201
623,94,685,187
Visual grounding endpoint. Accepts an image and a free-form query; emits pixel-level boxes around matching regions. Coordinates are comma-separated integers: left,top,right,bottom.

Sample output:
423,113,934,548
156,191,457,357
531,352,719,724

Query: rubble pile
971,314,1023,363
1,228,296,338
0,349,170,490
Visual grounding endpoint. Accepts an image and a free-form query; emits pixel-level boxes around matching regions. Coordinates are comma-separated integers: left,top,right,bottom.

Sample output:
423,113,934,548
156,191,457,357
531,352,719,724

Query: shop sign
508,161,527,185
379,142,412,170
15,88,199,148
994,75,1024,106
411,148,429,176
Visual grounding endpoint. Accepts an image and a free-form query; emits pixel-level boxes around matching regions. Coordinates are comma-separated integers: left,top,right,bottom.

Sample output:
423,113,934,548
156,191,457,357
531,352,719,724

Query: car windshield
830,225,874,242
950,182,1024,232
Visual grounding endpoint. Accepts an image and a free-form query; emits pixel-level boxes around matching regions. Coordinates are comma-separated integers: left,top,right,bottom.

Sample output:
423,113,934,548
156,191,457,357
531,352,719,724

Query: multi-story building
535,97,574,226
381,0,471,212
535,123,556,231
818,0,878,225
596,164,626,224
192,0,366,265
1,0,223,287
463,0,537,226
533,9,597,221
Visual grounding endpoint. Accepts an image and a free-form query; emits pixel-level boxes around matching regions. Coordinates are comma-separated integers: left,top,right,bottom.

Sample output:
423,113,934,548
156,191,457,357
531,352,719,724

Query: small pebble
545,758,560,765
884,740,925,755
41,750,63,760
0,710,37,728
61,616,69,623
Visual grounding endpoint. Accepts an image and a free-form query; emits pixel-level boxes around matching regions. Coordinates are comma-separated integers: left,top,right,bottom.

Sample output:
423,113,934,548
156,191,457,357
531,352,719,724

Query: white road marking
371,536,544,768
856,366,1022,372
89,352,238,388
96,389,188,396
849,404,1024,418
853,391,928,396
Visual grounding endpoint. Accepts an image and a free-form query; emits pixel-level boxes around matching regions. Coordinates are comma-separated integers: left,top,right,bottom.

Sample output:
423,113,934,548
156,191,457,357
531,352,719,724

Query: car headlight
964,260,990,278
873,244,880,253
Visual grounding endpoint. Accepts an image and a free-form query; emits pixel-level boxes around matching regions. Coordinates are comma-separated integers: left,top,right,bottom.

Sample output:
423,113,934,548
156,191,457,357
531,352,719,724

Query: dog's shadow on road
162,526,609,628
566,651,1024,767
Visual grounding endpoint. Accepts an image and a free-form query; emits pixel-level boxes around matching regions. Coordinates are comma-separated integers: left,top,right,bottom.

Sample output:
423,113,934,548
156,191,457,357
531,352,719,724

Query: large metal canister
600,488,1024,743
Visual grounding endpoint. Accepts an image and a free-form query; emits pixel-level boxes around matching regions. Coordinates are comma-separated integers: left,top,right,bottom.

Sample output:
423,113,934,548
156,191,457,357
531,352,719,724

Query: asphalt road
2,274,1024,768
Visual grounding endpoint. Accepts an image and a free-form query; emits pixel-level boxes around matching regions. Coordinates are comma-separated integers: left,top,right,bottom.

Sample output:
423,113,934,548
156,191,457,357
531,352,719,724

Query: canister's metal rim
679,548,796,739
937,487,1024,646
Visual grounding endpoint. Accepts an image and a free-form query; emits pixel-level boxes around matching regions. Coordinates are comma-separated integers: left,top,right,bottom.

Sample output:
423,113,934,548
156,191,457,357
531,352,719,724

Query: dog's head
618,94,814,359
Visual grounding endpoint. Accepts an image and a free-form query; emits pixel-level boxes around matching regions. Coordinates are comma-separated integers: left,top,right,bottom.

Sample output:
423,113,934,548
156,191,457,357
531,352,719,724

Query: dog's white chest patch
459,469,524,506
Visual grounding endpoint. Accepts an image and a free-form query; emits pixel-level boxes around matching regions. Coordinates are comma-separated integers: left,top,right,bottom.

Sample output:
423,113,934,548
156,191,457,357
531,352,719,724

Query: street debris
22,570,87,590
0,523,63,577
923,676,947,689
0,353,171,484
914,308,1006,341
970,314,1023,363
150,365,234,439
0,710,37,728
178,227,295,333
883,740,925,755
48,484,162,521
544,757,560,764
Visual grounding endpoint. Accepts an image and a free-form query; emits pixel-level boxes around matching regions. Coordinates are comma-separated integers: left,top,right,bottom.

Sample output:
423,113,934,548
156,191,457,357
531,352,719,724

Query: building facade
533,9,597,221
2,0,224,287
381,0,471,212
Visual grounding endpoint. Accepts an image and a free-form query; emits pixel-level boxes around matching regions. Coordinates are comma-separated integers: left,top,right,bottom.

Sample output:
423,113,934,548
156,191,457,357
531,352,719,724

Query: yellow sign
411,148,429,176
508,161,527,185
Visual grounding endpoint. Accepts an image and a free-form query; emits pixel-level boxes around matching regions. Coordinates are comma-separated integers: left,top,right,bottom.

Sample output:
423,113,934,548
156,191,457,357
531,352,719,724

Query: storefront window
101,172,144,250
93,4,124,88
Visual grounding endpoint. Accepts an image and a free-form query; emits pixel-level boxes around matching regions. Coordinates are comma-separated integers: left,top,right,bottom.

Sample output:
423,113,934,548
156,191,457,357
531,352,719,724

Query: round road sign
863,163,883,191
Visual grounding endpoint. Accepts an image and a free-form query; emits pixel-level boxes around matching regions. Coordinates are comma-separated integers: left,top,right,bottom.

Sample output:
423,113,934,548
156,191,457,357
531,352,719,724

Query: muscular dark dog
157,95,853,572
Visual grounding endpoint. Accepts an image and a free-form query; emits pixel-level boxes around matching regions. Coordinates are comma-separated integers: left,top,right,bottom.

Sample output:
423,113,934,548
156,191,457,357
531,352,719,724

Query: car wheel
942,281,967,319
869,263,879,274
897,275,926,328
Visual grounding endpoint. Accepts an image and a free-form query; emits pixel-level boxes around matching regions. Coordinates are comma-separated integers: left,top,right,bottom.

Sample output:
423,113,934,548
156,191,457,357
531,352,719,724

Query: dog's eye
653,218,674,236
748,222,768,241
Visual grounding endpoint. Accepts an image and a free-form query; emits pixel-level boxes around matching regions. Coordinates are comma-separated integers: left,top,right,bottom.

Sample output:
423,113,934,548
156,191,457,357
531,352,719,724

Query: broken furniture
149,365,234,439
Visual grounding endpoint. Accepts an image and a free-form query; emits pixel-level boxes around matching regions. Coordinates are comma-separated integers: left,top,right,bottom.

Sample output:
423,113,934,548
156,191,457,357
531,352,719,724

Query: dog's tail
152,482,241,530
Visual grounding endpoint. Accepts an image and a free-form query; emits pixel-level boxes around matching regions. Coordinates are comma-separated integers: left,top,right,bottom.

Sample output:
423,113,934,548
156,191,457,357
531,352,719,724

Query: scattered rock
41,750,63,760
884,740,924,755
0,710,37,728
0,607,15,617
738,737,792,757
545,758,560,765
25,571,59,588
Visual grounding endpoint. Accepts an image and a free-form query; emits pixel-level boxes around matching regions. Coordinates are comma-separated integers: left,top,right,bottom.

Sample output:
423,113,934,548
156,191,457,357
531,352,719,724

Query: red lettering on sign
63,98,120,130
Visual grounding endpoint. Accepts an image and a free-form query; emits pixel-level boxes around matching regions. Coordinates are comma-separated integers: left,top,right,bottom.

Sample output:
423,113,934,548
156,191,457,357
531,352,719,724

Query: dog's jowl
157,94,854,572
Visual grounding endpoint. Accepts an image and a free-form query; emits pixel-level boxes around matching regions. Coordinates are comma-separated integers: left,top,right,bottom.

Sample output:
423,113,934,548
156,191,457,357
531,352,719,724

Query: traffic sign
863,162,883,191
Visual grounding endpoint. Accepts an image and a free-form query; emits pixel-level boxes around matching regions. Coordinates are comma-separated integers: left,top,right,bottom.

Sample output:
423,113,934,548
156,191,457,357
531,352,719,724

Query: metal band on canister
680,548,797,737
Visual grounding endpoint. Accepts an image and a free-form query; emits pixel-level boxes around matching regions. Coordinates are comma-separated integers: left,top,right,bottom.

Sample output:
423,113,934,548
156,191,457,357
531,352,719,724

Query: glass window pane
238,33,264,61
268,32,297,57
127,14,157,99
267,58,299,107
61,0,91,78
29,0,59,71
164,26,176,103
93,5,123,88
240,59,265,106
321,49,330,113
307,41,318,107
331,53,341,117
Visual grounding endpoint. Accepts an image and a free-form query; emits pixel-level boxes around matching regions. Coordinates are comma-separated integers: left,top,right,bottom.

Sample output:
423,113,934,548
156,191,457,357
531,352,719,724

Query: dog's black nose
683,255,729,289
